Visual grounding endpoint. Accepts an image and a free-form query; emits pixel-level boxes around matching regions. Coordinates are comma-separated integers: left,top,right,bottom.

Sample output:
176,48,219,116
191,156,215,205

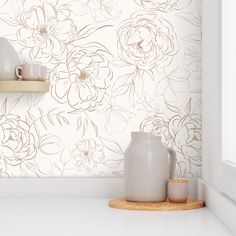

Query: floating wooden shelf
0,80,49,93
109,198,205,211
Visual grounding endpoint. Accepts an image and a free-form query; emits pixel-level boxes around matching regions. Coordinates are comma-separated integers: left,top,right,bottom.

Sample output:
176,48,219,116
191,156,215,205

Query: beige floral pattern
141,99,201,177
0,0,202,177
117,11,178,71
86,0,122,22
50,44,112,111
16,1,77,63
72,139,105,172
169,114,201,149
135,0,192,12
0,114,37,166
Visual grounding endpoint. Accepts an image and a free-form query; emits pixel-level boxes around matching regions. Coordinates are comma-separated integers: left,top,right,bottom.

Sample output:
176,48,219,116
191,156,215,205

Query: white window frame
219,0,236,201
202,0,236,202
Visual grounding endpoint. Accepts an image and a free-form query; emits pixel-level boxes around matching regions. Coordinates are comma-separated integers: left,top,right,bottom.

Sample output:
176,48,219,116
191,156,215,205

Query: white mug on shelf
39,65,47,81
16,64,47,81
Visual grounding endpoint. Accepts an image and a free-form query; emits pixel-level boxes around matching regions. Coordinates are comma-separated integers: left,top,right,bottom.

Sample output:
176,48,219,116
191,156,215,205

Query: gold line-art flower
117,11,178,71
134,0,192,12
140,99,201,177
50,43,112,111
0,114,37,166
16,1,77,63
72,139,105,172
168,114,201,149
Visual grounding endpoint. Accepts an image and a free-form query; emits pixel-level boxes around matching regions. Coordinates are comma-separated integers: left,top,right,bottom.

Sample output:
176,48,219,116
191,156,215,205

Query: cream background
0,0,201,177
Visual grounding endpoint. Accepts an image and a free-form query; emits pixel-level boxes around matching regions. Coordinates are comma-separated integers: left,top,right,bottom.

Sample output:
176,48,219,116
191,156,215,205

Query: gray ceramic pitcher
124,132,177,202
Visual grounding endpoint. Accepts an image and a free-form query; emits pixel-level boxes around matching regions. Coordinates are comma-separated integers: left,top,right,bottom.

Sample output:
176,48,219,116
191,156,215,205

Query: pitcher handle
15,66,23,80
167,148,177,179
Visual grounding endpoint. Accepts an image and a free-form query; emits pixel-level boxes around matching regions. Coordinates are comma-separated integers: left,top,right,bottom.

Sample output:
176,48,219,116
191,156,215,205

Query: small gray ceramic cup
167,179,188,203
15,64,47,81
16,64,40,81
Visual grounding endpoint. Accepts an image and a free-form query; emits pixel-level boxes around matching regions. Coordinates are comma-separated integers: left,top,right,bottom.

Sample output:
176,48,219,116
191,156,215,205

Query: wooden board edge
108,199,205,211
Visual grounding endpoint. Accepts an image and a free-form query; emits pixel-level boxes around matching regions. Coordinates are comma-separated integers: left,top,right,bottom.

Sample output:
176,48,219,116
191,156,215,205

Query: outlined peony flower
50,43,112,111
15,1,77,63
117,11,178,71
134,0,192,12
140,99,201,177
168,111,201,172
0,114,37,166
168,113,201,149
112,11,179,101
72,139,105,172
140,113,170,141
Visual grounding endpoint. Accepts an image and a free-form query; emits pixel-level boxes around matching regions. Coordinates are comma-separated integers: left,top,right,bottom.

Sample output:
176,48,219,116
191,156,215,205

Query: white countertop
0,198,232,236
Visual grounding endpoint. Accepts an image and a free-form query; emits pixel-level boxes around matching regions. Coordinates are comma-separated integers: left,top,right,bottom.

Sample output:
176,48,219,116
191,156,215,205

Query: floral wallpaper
0,0,201,177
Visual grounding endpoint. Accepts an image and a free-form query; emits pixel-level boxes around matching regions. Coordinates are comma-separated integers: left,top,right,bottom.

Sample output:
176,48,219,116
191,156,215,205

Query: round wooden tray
109,198,205,211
